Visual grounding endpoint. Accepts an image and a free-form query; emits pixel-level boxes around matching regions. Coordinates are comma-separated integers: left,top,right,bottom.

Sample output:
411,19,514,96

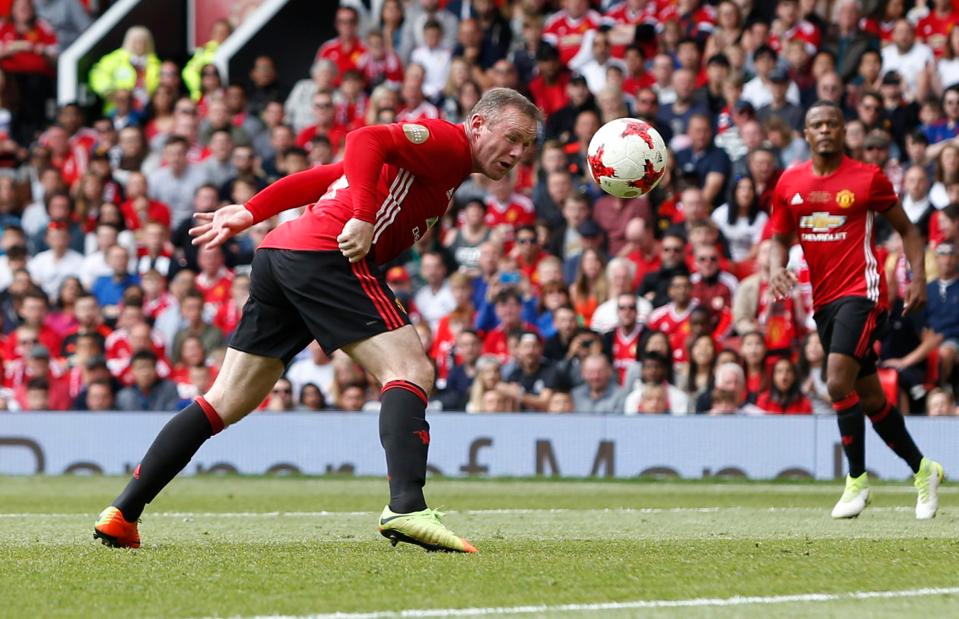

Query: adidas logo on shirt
791,193,804,205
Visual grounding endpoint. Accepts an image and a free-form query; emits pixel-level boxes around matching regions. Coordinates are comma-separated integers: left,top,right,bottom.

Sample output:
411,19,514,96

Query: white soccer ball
586,118,669,199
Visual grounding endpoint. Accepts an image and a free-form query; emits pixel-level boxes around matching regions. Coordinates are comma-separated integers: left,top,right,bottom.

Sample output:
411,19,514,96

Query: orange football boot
94,506,140,548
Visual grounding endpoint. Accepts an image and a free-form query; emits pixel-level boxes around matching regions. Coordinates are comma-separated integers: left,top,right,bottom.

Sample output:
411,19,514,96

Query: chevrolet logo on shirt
799,212,847,241
800,212,846,232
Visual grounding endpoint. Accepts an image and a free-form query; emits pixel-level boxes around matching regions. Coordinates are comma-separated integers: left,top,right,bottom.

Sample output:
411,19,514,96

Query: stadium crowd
0,0,958,415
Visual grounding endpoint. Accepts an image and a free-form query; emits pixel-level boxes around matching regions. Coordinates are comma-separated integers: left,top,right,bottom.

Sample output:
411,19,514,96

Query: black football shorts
813,296,888,379
229,249,410,364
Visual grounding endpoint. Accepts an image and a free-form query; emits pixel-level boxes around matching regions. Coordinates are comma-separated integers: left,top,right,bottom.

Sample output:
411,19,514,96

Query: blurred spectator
740,331,768,401
335,381,368,412
435,327,482,411
297,382,326,411
34,0,90,50
639,232,688,308
675,114,731,207
542,304,577,362
415,251,455,332
572,352,625,413
356,30,404,91
285,60,337,134
881,19,934,103
798,332,832,415
1,0,58,144
83,377,115,411
265,376,295,411
647,272,697,366
28,220,83,300
411,18,451,100
295,90,348,154
91,245,138,316
592,259,649,335
529,42,571,119
570,245,608,327
183,19,231,101
546,389,575,413
636,383,669,414
677,332,716,398
755,357,813,414
398,0,458,63
115,349,179,411
712,175,768,264
246,55,286,117
927,388,957,416
147,136,208,227
927,242,959,391
171,289,224,364
23,376,49,410
502,330,556,412
623,350,688,414
89,26,158,113
465,354,514,413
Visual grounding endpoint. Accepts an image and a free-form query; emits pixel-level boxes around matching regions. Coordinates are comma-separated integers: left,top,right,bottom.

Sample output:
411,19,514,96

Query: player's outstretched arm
189,205,254,249
883,202,928,316
768,233,798,301
243,161,345,223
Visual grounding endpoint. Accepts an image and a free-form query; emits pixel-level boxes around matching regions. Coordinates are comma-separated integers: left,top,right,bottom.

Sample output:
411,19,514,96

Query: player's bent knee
826,379,855,404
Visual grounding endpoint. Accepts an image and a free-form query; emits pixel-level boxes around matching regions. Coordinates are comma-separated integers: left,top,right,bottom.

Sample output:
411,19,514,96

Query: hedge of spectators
1,0,958,416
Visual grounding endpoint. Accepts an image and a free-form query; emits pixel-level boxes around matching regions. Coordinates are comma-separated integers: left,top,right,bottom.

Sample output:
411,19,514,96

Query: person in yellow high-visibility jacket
88,26,160,113
182,19,233,101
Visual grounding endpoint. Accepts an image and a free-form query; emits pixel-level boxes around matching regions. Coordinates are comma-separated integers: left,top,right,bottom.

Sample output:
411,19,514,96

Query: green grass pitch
2,476,959,618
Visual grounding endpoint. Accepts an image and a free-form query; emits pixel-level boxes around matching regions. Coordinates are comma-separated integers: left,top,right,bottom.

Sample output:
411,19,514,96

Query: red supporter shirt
484,193,536,234
258,119,473,266
604,2,658,58
755,391,813,414
355,49,404,87
120,199,171,230
917,10,959,57
529,71,571,118
543,10,602,66
647,302,697,364
611,324,641,385
317,38,366,82
0,19,56,75
296,123,349,153
770,156,896,312
768,20,820,56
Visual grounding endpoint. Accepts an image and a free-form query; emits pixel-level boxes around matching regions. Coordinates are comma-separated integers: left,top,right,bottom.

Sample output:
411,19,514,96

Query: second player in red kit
769,100,943,520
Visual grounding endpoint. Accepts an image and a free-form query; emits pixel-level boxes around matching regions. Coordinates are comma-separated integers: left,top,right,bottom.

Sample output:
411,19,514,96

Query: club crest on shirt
402,124,430,144
836,189,855,209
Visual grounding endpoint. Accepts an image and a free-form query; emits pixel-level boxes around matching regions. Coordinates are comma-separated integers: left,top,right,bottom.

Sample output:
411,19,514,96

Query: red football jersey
647,302,697,364
917,10,959,57
543,9,602,66
770,156,896,312
611,324,641,385
260,119,473,266
316,39,366,82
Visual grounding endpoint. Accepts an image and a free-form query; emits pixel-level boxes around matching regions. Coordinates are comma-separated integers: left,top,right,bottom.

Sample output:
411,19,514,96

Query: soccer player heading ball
769,100,943,519
94,88,542,552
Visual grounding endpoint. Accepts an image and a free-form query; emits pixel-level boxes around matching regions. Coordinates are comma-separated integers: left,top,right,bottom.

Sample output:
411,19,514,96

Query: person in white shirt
409,18,451,100
623,351,689,414
285,340,335,401
27,222,84,301
413,251,456,332
569,29,626,95
741,45,800,109
881,19,935,102
80,222,122,289
590,257,652,333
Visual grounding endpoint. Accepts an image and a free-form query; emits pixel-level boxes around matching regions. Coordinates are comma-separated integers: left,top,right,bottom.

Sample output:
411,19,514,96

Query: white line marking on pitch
0,506,920,519
222,587,959,618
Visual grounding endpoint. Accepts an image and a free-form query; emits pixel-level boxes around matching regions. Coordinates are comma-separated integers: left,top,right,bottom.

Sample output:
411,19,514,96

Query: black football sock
867,402,923,473
833,392,866,478
113,398,224,521
379,380,430,514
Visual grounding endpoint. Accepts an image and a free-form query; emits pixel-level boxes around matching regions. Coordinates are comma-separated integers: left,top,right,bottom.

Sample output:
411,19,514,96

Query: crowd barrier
1,413,957,480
